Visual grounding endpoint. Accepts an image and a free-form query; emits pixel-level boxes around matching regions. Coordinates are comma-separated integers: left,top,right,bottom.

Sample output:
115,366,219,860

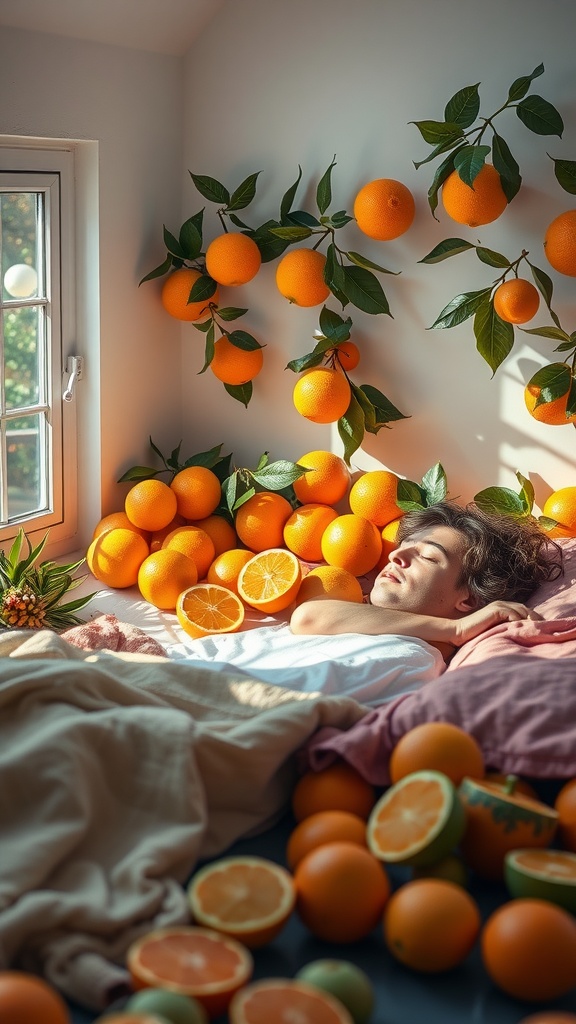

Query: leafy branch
261,157,399,317
474,470,560,531
411,63,564,217
192,304,264,407
521,312,576,419
221,451,307,515
286,306,409,464
420,239,557,374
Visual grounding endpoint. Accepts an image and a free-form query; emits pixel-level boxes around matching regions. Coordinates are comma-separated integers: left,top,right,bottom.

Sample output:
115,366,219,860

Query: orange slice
176,583,245,639
237,548,302,613
126,925,253,1020
187,855,295,948
229,978,354,1024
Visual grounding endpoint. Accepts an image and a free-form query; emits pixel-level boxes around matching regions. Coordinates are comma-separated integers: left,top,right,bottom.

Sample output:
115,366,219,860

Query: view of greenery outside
1,191,43,520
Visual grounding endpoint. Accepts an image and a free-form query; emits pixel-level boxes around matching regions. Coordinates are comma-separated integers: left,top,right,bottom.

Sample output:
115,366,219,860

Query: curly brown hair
396,501,564,606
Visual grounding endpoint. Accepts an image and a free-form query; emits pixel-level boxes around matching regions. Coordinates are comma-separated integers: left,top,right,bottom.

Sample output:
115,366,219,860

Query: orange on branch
493,278,540,324
542,487,576,537
275,248,331,307
210,336,264,385
161,268,219,321
353,178,415,241
334,340,360,371
544,209,576,277
205,232,261,287
441,163,508,228
293,367,351,424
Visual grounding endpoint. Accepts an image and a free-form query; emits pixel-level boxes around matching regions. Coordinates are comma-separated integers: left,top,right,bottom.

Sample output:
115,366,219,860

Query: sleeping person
166,502,563,707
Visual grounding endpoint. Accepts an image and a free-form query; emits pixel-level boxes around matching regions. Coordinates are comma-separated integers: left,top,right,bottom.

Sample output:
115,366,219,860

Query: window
0,145,78,548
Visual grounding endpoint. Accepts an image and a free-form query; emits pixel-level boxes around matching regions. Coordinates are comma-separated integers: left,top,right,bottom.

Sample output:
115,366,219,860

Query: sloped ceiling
0,0,226,56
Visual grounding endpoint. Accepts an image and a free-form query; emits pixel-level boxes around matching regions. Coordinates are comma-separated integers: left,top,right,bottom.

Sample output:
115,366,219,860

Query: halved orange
176,583,245,639
187,855,296,948
126,926,253,1020
367,769,466,867
237,548,302,613
229,978,355,1024
505,848,576,913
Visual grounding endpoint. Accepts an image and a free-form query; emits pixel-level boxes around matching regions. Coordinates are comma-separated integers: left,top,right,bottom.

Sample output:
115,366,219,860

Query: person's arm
289,598,543,647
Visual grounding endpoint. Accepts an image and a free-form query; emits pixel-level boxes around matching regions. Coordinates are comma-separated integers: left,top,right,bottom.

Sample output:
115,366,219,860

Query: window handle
63,355,83,402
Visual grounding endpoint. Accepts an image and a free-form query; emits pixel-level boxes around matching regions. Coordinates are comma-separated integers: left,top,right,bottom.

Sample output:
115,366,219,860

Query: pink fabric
448,616,576,668
62,613,167,658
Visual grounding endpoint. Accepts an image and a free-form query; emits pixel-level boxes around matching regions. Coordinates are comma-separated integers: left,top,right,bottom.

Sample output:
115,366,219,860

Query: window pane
3,305,40,409
6,412,45,519
1,192,39,300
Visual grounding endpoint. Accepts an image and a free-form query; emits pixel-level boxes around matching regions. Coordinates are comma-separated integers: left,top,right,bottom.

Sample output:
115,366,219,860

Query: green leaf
198,322,215,374
527,362,572,405
566,376,576,417
521,325,571,343
445,83,480,128
474,298,515,374
139,254,173,286
190,173,230,205
421,462,448,504
418,238,474,264
151,436,172,466
473,486,529,517
516,470,535,512
251,460,307,489
225,381,252,407
426,145,467,219
453,144,490,187
358,383,409,427
287,210,321,228
228,214,252,230
508,63,544,102
350,381,377,432
527,261,559,326
250,219,291,263
516,96,564,137
397,479,427,511
280,166,303,220
182,444,227,470
345,251,398,275
429,288,491,330
286,349,326,373
227,329,263,351
228,171,262,211
317,155,337,216
193,318,214,334
413,135,466,170
491,134,522,202
179,217,203,259
329,211,354,229
163,226,185,259
319,306,352,342
476,246,511,269
216,306,248,321
269,225,313,242
337,393,365,464
117,465,162,483
548,155,576,195
189,274,218,303
410,120,465,145
324,242,347,299
339,266,392,317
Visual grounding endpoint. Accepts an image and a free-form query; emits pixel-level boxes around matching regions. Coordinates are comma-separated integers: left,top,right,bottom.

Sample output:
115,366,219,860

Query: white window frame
0,145,78,550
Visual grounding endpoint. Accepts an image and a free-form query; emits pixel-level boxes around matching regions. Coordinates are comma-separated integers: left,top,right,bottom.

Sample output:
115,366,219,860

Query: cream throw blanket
0,630,367,1011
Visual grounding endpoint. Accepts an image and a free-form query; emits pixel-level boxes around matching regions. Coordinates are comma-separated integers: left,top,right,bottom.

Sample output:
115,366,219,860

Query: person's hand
453,600,544,646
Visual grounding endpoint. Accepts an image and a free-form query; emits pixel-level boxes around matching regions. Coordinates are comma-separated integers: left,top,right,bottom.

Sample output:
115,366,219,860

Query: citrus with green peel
125,989,208,1024
367,769,466,867
296,959,374,1024
505,848,576,913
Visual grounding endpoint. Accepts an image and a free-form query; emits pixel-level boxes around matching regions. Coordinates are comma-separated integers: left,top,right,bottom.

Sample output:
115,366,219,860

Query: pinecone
1,587,47,629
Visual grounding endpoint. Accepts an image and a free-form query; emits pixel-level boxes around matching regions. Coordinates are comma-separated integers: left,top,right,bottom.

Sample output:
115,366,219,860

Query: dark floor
68,800,576,1024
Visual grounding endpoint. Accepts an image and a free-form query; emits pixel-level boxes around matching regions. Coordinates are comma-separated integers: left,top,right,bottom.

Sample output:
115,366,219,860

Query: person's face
370,525,476,618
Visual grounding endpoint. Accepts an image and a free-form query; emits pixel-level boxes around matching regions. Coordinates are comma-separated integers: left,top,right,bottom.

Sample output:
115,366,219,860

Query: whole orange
320,514,382,576
293,367,351,424
275,248,330,307
294,840,390,943
542,487,576,537
210,336,264,385
0,971,71,1024
517,1015,576,1024
389,722,485,786
348,469,402,527
234,491,293,552
170,466,222,520
286,810,367,870
92,511,150,543
524,364,576,428
544,209,576,277
292,761,376,822
481,897,576,1001
161,267,219,321
283,503,339,561
555,777,576,852
205,232,261,287
376,516,404,571
293,451,351,506
441,163,508,228
353,178,415,241
295,565,364,605
493,278,540,324
162,525,216,579
87,528,149,589
125,478,178,532
149,514,187,552
138,548,199,609
206,548,253,596
383,878,481,972
334,340,360,371
191,514,237,555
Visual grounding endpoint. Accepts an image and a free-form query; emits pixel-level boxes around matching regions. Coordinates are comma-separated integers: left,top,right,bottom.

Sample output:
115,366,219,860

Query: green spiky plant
0,529,95,630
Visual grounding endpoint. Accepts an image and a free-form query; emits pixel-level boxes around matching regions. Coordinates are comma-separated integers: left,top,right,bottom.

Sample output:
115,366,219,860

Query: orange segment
127,926,253,1020
237,548,302,613
176,583,245,639
187,855,295,948
230,979,354,1024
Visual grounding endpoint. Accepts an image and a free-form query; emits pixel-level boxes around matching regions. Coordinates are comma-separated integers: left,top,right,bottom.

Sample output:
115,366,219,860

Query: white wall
181,0,576,510
0,26,185,535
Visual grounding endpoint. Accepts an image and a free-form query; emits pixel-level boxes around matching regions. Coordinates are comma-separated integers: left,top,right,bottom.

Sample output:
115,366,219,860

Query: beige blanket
0,630,367,1011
